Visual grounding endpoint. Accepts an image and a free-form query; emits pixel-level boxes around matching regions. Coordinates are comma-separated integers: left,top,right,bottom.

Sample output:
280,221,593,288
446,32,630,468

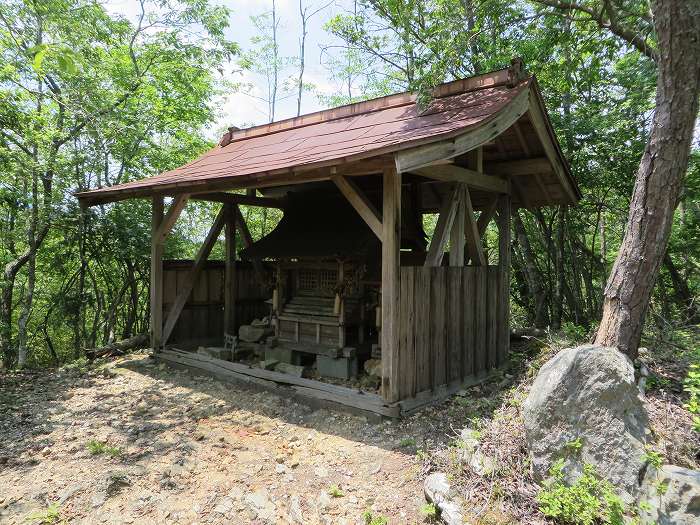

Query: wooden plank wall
163,260,270,345
396,265,507,400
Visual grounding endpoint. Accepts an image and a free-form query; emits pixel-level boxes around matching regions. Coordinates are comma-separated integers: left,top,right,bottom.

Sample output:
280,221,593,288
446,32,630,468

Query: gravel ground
0,352,477,525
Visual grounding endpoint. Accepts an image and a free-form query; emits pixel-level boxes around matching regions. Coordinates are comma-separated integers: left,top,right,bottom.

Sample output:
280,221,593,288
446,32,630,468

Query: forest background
0,0,697,370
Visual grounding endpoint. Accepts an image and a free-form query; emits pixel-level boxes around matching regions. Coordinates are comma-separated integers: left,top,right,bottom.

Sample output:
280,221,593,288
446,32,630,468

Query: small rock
639,464,700,524
213,497,234,515
424,472,463,525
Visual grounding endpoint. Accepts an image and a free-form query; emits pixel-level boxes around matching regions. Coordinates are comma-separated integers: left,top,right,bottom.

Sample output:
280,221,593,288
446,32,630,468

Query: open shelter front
77,59,580,417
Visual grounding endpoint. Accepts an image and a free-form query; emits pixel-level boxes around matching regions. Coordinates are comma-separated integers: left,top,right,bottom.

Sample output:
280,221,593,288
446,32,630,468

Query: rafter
332,174,383,241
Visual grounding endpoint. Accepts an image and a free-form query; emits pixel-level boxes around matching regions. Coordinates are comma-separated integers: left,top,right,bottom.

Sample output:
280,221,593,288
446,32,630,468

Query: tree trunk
595,0,700,358
513,211,549,328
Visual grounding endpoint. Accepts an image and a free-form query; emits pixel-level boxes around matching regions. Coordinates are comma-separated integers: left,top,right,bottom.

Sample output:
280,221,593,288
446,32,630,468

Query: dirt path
0,353,469,524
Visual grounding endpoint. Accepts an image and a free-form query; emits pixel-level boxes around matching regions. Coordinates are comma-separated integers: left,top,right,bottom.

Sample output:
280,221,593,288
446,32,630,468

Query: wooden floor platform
157,347,494,418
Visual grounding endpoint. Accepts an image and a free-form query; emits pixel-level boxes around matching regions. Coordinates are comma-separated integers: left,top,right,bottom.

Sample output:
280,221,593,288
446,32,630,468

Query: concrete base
317,354,358,380
265,347,295,364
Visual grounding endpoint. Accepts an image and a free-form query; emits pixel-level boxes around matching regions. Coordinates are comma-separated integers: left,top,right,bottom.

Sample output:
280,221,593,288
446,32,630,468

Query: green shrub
683,363,700,432
27,502,61,524
362,510,388,525
86,440,122,457
421,502,439,521
537,461,625,525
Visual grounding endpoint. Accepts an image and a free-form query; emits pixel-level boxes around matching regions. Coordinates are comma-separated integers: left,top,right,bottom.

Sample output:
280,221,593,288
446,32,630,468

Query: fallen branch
85,334,148,360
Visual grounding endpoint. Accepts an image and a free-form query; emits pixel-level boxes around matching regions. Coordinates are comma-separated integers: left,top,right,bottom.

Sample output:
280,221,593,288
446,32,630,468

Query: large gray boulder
523,345,649,501
639,464,700,524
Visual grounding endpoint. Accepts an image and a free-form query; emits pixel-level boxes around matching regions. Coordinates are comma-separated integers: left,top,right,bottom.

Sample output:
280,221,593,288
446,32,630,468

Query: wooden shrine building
77,60,580,417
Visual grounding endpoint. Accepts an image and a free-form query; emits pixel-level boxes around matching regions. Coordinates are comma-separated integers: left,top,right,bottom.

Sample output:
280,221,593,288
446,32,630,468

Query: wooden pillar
150,195,164,350
449,186,465,266
224,203,237,336
497,194,511,365
381,166,401,402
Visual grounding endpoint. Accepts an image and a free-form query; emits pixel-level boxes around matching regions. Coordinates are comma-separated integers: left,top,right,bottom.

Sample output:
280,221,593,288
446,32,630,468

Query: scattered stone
639,464,700,524
260,359,279,370
523,345,649,502
363,359,382,378
239,325,267,343
423,472,463,525
213,497,234,515
274,362,305,377
289,495,304,524
244,489,276,522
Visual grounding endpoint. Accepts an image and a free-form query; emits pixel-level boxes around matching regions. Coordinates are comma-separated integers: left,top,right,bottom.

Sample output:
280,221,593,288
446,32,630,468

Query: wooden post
449,186,465,266
162,208,226,345
224,203,237,336
497,194,511,365
381,166,401,402
150,196,164,351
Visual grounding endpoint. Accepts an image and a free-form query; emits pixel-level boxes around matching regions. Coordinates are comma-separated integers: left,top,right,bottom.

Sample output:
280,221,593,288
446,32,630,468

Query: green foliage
641,447,663,469
328,485,344,498
0,0,237,368
537,462,625,525
399,437,417,448
26,502,62,524
420,502,439,521
86,440,121,457
683,362,700,432
362,510,388,525
565,437,583,454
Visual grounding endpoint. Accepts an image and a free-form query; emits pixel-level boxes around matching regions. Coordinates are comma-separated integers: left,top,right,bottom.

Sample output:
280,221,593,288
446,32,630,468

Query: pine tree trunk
595,0,700,358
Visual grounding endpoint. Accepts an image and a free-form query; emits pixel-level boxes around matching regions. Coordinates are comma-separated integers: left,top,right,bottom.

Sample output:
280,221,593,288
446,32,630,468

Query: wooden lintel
424,184,461,267
413,164,509,194
332,174,383,241
191,192,285,209
156,194,189,244
394,87,529,172
162,208,226,345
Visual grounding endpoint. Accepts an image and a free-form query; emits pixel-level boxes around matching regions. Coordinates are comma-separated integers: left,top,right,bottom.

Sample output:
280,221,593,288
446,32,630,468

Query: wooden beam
526,92,579,203
394,87,529,172
162,208,226,345
424,184,461,267
331,174,383,241
512,121,531,156
150,196,164,350
191,192,285,209
232,203,266,282
477,196,498,237
381,166,401,402
449,186,465,266
413,164,509,194
224,203,237,336
496,194,511,365
488,157,551,176
156,194,189,244
464,186,486,266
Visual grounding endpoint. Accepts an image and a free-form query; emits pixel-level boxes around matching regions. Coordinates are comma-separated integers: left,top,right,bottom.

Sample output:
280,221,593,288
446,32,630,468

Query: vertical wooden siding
396,265,508,400
163,260,270,345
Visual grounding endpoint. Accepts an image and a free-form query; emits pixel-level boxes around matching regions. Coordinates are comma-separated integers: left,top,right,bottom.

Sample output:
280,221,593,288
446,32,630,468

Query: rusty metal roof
77,63,571,206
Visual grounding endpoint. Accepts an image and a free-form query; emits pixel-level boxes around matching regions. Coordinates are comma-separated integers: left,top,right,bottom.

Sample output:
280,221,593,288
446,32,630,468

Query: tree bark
595,0,700,358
